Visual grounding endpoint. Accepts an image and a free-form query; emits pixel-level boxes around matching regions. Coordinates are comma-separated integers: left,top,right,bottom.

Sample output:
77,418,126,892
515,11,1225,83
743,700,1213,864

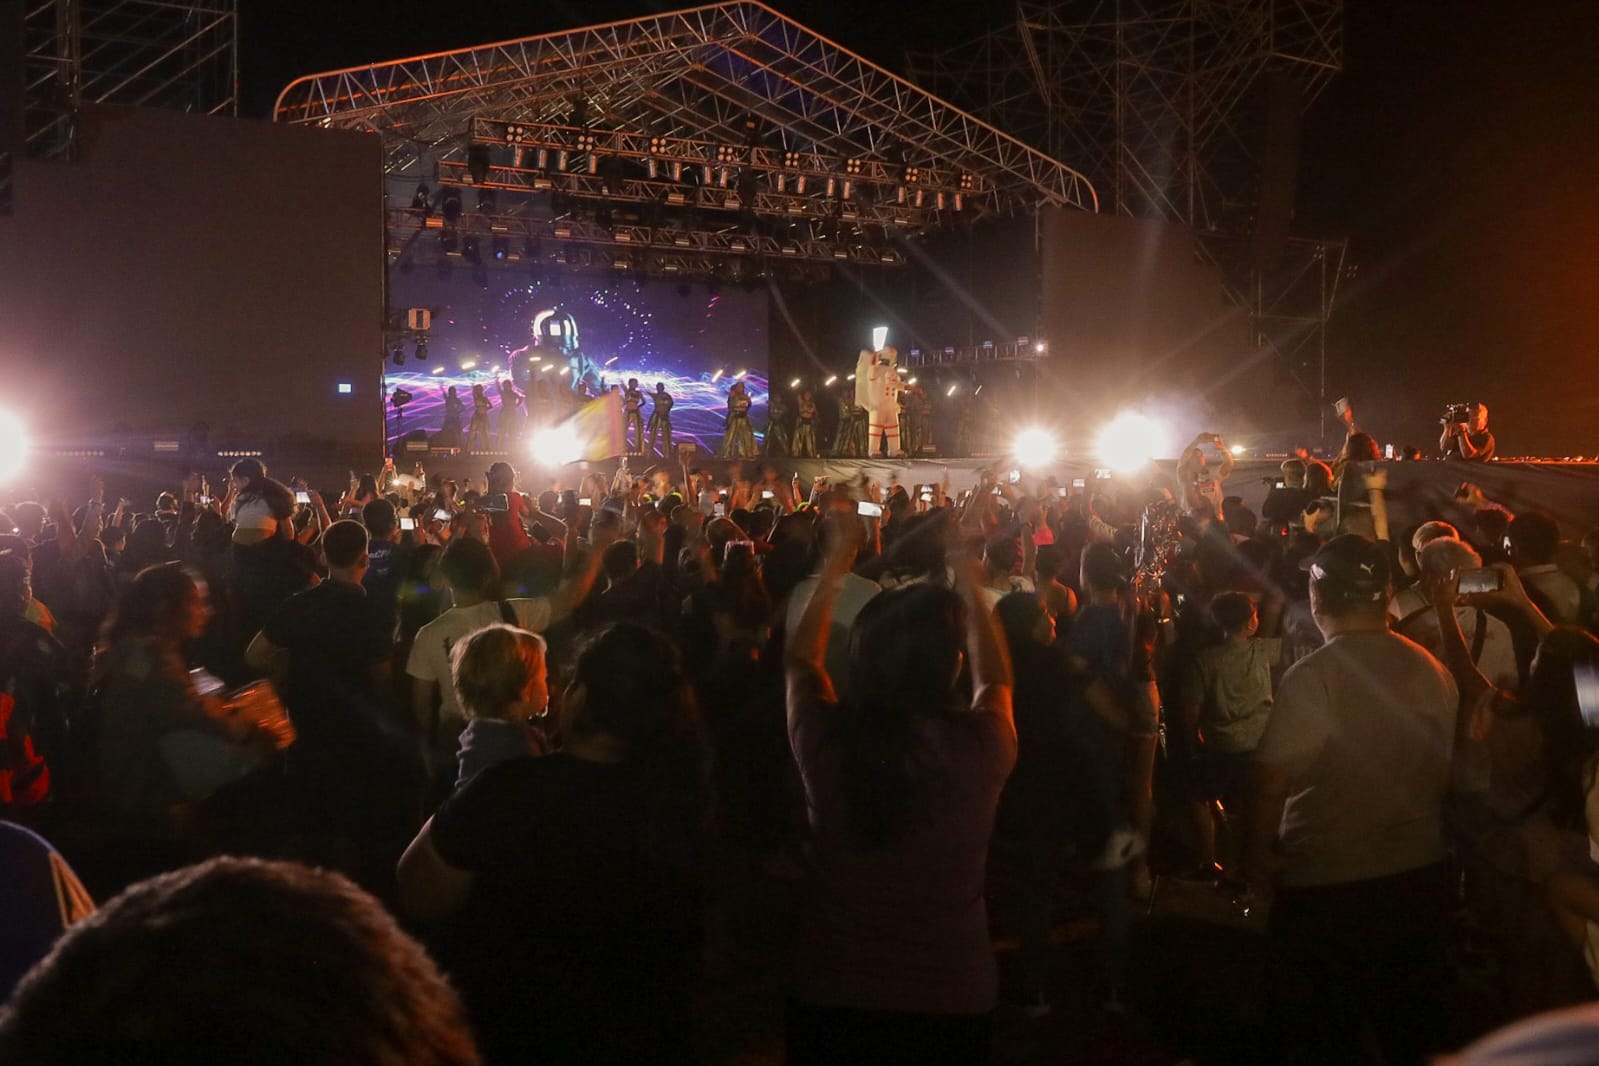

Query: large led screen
384,271,769,458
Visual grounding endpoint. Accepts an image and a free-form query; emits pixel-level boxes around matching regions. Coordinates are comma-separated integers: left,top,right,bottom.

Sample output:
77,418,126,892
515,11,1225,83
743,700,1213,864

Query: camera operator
1439,402,1495,461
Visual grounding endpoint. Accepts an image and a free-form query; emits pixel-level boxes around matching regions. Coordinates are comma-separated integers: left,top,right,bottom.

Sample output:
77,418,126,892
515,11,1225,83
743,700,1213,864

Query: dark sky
242,0,1599,454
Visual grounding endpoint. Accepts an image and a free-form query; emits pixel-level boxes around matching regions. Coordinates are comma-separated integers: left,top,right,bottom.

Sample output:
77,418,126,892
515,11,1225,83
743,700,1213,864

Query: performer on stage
496,378,524,449
721,380,757,459
766,391,792,457
623,379,646,454
855,345,904,457
906,384,931,456
466,383,493,454
793,388,818,458
647,382,674,457
440,385,465,447
832,384,857,457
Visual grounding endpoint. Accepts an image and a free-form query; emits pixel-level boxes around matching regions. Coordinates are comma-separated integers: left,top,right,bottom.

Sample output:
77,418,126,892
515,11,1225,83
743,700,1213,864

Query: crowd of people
2,435,1599,1064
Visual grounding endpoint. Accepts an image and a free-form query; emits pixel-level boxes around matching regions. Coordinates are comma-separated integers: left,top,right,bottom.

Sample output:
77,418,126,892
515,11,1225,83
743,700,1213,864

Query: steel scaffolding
22,0,237,160
274,1,1098,280
909,0,1347,438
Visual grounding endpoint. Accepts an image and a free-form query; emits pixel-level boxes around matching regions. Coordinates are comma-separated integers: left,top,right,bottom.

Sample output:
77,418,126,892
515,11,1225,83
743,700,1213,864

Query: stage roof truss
275,1,1098,228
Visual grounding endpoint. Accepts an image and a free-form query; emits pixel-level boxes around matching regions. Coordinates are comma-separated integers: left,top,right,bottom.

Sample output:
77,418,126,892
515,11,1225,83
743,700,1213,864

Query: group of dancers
414,344,952,460
423,376,680,457
762,379,933,459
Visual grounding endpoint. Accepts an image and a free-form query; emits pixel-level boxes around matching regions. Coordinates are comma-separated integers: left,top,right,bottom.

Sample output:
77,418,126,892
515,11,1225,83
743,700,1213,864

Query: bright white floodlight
1096,412,1166,473
0,410,28,484
529,424,582,466
1012,427,1059,466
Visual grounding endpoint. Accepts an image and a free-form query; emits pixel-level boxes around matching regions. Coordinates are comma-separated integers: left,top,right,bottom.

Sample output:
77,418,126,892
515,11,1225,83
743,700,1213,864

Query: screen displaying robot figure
385,272,770,457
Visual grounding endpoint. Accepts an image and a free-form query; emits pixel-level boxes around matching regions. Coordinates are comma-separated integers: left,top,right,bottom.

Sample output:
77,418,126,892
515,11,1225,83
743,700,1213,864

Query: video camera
1440,402,1474,427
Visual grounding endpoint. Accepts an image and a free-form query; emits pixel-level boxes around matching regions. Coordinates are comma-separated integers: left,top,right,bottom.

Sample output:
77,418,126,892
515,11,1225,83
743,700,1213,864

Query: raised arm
785,514,860,707
953,554,1013,712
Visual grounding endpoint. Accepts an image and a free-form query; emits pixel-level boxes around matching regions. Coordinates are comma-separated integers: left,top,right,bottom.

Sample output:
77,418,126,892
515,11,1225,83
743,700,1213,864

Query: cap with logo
1300,533,1390,604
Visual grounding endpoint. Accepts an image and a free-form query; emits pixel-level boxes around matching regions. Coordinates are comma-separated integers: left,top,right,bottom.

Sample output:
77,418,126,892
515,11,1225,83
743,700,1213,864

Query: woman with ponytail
784,514,1016,1065
398,622,708,1066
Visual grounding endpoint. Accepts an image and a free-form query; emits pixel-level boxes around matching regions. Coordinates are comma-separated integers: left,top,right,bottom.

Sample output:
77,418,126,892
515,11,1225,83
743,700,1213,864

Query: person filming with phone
1439,401,1495,461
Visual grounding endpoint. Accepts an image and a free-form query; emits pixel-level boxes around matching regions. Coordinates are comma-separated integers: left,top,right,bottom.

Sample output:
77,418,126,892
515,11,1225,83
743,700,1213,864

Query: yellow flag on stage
571,388,627,461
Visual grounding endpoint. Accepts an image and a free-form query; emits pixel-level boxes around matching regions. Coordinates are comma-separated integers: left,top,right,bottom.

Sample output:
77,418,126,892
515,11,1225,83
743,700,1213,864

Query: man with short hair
361,498,407,643
1245,534,1459,1065
1262,460,1315,534
247,521,417,890
1440,401,1495,461
1509,511,1583,624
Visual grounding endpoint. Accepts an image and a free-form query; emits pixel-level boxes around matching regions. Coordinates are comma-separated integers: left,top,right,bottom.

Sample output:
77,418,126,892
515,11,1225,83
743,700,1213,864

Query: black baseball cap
1300,533,1390,603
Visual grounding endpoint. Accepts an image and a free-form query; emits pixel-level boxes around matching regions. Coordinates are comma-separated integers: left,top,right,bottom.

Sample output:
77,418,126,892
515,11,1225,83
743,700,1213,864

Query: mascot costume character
855,345,904,457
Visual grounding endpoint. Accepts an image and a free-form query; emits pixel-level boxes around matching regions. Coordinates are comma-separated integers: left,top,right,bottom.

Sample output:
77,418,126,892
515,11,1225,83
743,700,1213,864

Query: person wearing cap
1440,401,1496,461
1244,533,1460,1065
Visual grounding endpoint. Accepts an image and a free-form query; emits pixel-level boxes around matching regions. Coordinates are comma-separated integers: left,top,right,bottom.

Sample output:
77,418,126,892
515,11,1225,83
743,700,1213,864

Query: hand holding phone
858,501,883,518
399,516,417,531
1456,567,1504,596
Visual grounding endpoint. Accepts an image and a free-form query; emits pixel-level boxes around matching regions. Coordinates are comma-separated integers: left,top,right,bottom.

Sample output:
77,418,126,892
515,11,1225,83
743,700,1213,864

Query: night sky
242,0,1599,455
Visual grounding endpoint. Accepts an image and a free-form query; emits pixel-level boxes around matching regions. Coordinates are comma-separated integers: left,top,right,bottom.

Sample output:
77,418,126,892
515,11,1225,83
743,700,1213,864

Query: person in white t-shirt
407,535,603,769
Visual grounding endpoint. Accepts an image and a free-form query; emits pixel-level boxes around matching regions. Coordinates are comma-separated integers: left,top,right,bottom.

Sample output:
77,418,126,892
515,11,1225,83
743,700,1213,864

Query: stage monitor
385,270,769,459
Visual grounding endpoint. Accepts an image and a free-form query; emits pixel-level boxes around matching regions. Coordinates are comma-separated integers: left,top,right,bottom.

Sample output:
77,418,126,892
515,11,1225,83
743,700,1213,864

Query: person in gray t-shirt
1244,533,1460,1066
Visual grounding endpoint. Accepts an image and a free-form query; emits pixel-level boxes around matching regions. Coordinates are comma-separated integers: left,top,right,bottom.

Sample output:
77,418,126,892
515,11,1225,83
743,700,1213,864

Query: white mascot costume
855,345,902,457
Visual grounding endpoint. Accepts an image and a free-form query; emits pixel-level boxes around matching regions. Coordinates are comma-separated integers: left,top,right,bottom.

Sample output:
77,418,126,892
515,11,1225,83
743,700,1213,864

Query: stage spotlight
530,423,583,466
1096,412,1167,473
711,369,724,382
391,342,405,366
0,410,30,484
441,188,462,223
431,365,445,375
789,378,801,388
1230,444,1247,457
463,238,482,264
947,384,959,397
411,183,431,213
460,359,477,371
492,237,509,261
1012,427,1059,466
479,188,498,214
415,338,428,361
824,375,838,386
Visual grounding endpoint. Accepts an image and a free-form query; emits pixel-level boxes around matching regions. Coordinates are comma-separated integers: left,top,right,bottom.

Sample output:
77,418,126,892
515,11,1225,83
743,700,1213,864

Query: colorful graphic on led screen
384,274,768,456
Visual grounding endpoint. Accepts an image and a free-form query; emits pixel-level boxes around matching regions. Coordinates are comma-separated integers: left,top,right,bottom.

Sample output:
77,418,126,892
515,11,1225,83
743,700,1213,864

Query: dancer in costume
792,388,818,458
766,391,792,457
721,380,757,458
647,382,674,457
623,379,646,454
440,385,465,447
466,383,493,454
496,378,524,449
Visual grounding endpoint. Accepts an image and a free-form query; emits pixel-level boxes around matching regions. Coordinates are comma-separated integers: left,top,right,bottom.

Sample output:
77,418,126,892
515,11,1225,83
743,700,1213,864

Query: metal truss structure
21,0,237,161
274,1,1098,281
908,0,1341,228
909,1,1348,440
